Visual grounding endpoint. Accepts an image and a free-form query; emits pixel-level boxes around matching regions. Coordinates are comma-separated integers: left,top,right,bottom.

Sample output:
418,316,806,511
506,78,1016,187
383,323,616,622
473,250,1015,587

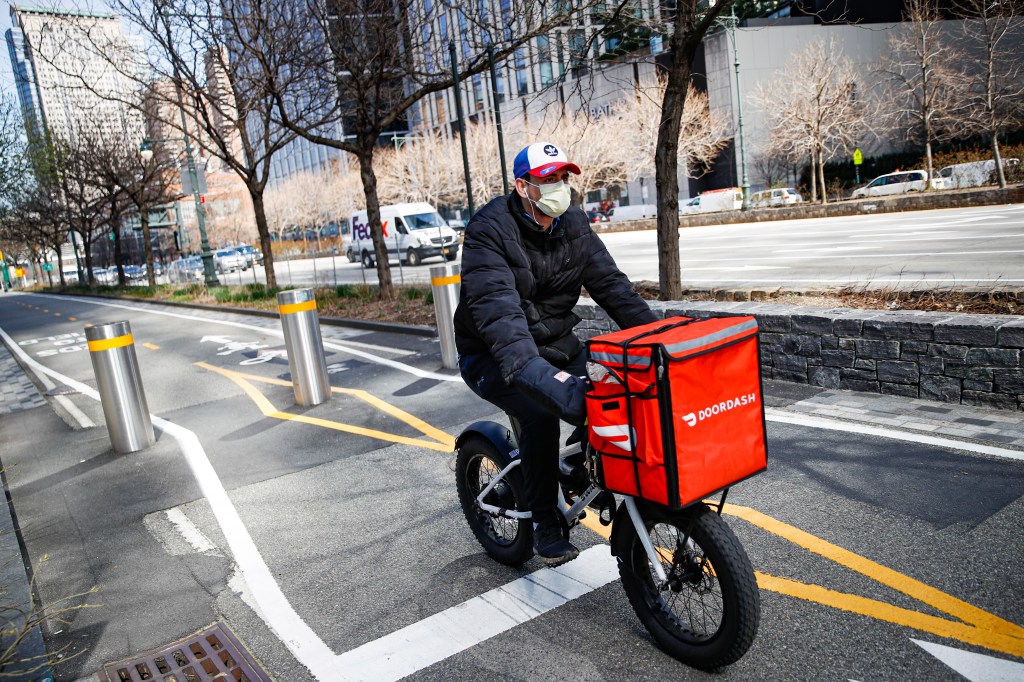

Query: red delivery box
585,315,767,508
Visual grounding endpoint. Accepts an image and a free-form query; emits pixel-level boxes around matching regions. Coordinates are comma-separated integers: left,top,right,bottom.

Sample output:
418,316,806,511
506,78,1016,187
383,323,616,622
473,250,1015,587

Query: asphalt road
0,292,1022,681
201,202,1024,291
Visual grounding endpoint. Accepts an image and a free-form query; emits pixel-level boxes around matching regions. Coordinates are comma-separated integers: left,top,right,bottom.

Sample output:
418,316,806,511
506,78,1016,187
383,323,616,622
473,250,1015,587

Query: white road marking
0,327,94,428
165,508,218,554
913,639,1024,681
766,409,1024,463
28,293,460,382
0,323,348,680
334,546,619,682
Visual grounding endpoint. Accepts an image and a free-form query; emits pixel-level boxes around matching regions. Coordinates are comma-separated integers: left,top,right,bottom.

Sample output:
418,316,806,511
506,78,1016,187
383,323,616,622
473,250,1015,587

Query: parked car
850,170,944,199
232,244,263,267
214,247,247,273
92,267,116,284
751,187,802,208
586,210,610,223
167,256,204,283
446,218,468,232
678,196,701,214
122,264,146,282
143,261,165,277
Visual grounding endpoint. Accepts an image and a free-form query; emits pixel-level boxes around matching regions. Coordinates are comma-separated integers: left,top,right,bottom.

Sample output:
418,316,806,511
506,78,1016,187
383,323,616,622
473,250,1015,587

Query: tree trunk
357,147,395,300
924,139,934,190
56,242,66,288
817,148,827,204
112,198,125,287
809,153,818,203
251,191,276,289
992,135,1006,188
142,210,156,287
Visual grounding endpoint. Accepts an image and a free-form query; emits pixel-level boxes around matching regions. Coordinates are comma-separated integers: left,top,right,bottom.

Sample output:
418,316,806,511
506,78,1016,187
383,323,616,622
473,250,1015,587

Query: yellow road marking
757,572,1024,657
196,362,455,452
143,343,160,350
722,503,1024,642
577,499,1023,658
53,313,60,317
68,317,77,321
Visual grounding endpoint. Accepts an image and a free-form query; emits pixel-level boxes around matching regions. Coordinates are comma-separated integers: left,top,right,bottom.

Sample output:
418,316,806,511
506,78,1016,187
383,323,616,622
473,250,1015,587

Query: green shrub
231,292,250,303
403,286,426,301
211,287,232,303
244,283,269,299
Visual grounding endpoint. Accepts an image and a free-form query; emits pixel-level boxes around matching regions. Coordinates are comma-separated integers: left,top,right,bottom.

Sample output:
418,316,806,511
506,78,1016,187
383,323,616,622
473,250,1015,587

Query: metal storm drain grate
101,622,271,682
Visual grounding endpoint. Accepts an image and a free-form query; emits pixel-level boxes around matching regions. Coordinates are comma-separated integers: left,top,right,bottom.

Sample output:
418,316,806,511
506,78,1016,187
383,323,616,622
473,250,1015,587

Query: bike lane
2,292,1024,679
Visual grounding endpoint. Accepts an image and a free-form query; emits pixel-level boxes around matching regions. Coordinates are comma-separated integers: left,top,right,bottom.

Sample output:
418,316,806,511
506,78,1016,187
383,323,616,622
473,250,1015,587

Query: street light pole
724,8,750,211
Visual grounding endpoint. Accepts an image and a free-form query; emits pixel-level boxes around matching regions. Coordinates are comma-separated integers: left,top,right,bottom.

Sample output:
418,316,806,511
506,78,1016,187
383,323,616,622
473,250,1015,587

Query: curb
46,291,439,337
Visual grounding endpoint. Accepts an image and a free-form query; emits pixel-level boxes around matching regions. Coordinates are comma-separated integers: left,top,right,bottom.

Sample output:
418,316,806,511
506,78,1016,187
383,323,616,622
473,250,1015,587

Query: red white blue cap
513,142,581,179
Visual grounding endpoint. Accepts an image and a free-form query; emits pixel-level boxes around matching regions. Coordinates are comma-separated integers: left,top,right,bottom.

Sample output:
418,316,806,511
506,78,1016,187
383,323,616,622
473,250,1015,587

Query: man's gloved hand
511,356,588,425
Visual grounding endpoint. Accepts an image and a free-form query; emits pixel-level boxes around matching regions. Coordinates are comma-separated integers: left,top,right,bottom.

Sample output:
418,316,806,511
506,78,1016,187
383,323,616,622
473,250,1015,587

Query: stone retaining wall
574,299,1024,412
591,185,1024,232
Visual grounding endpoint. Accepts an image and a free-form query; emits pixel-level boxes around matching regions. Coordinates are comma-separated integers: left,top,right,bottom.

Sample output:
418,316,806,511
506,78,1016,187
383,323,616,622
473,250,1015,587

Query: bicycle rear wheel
455,435,534,566
613,502,760,670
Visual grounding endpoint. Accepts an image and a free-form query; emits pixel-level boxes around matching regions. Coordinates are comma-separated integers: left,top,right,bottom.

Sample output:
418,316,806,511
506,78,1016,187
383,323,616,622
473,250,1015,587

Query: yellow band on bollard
87,334,134,352
279,299,318,315
431,274,461,287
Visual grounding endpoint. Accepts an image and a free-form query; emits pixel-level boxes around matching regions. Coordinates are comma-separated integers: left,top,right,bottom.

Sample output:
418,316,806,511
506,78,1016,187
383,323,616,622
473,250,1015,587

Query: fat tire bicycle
454,420,760,670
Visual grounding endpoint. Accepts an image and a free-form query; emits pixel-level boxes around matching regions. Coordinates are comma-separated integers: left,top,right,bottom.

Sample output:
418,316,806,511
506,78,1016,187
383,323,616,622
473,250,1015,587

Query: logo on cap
543,144,559,156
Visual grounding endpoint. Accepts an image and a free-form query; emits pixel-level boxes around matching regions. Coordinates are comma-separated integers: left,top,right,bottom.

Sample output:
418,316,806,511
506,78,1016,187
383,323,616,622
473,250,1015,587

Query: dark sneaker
533,516,579,566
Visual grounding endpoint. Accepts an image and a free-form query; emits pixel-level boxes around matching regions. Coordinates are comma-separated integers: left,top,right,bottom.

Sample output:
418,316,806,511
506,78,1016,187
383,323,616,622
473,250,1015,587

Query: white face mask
525,180,572,218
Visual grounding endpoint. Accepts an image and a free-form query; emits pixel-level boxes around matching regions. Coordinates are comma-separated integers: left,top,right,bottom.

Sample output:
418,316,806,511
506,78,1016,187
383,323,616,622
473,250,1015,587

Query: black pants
459,352,586,525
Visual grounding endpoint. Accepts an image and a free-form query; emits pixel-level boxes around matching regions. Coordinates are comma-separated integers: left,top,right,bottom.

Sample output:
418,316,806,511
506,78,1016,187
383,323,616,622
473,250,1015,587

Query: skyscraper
5,4,146,146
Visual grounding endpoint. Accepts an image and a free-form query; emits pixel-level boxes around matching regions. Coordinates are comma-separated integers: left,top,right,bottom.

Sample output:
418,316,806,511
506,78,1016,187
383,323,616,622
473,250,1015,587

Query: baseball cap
513,142,581,179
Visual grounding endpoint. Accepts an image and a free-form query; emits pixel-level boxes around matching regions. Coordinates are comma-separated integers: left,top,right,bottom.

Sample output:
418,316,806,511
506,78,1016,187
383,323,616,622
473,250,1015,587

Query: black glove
511,356,588,426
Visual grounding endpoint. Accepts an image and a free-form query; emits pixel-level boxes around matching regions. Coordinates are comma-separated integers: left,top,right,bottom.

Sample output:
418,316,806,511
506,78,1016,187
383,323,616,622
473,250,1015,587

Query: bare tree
879,0,970,185
623,77,731,197
954,0,1024,188
753,38,873,204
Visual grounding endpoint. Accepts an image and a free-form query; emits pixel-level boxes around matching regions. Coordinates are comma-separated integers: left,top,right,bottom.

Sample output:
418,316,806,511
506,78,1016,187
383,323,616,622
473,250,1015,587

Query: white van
698,188,743,213
607,203,657,222
351,202,460,268
937,159,1019,189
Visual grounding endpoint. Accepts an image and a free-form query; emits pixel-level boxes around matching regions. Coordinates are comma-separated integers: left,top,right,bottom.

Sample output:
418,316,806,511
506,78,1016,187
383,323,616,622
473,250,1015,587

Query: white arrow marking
200,335,236,344
913,639,1024,681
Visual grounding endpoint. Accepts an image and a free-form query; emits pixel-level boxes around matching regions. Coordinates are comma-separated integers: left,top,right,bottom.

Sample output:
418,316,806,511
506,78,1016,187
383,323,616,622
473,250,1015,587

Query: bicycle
454,417,761,670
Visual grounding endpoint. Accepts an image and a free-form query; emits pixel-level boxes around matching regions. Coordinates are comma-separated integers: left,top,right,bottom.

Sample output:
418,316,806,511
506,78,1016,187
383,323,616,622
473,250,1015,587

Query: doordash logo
682,392,757,427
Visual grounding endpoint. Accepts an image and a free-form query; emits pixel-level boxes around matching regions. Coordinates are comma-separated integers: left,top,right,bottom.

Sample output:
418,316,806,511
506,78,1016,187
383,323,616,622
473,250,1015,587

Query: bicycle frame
472,456,670,584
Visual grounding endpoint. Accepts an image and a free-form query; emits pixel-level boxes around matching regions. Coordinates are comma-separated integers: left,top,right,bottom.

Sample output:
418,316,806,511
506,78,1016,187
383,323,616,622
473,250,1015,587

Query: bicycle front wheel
612,502,760,670
455,435,534,566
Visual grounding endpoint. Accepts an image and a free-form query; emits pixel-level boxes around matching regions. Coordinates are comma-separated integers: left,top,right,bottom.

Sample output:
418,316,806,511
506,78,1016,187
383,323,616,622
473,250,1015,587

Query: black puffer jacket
454,192,657,383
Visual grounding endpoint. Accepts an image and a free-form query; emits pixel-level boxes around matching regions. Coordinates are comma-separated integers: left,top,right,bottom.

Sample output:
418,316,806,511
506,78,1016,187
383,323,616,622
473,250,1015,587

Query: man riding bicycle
454,142,657,566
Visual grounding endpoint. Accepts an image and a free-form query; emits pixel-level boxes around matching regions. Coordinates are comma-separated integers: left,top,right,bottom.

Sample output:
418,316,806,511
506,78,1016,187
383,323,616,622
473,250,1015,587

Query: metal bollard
277,288,331,406
430,264,460,369
85,321,155,453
